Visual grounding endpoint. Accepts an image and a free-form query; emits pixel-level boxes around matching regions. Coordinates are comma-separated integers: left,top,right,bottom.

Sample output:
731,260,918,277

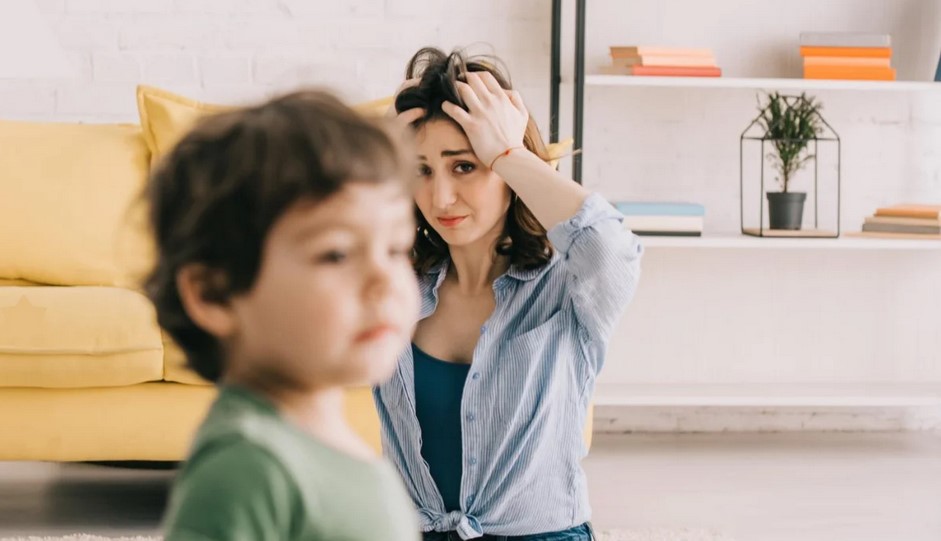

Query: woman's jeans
422,522,593,541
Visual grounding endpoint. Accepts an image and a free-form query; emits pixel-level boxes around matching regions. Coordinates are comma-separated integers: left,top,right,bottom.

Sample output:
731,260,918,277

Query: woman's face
413,119,512,249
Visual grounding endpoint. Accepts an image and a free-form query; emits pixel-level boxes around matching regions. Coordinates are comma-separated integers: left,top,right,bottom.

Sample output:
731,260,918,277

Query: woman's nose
432,175,458,209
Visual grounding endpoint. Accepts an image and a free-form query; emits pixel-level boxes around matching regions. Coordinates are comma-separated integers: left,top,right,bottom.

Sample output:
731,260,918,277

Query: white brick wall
0,0,551,126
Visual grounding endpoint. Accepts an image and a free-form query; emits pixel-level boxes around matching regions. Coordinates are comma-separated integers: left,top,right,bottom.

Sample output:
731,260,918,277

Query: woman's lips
437,216,467,227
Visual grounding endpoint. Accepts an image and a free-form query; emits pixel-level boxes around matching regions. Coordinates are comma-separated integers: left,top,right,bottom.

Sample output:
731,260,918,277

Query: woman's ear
175,264,239,339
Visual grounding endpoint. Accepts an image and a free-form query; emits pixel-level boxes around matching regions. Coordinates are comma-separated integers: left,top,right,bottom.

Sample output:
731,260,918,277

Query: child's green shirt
163,386,419,541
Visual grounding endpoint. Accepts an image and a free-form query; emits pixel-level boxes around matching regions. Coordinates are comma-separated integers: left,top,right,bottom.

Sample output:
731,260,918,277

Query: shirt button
469,457,478,465
471,372,480,380
480,325,487,334
467,413,476,421
466,495,475,506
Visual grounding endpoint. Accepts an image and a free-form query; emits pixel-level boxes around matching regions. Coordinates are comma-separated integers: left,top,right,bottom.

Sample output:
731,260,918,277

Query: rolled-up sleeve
547,192,643,346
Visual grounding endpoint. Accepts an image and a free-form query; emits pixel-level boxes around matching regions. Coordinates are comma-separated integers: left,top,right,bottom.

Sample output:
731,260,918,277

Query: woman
374,48,642,540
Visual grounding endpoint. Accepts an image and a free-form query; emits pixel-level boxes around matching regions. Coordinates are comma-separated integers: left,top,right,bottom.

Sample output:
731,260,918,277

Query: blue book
614,201,706,217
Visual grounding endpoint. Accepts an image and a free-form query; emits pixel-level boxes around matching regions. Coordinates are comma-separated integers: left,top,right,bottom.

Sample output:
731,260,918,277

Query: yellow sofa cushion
0,383,383,461
163,333,211,385
0,121,152,287
0,286,163,388
0,279,39,286
136,85,229,161
136,85,396,161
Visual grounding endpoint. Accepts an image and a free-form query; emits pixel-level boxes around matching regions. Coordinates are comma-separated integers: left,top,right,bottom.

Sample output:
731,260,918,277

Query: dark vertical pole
573,0,586,183
549,0,562,144
760,140,766,235
740,138,745,234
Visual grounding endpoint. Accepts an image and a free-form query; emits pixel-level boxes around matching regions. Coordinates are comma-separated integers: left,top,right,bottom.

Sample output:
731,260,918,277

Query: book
601,65,722,77
849,231,941,240
615,202,706,217
874,204,941,219
624,215,704,232
803,56,891,67
799,32,891,48
611,55,717,68
804,65,896,80
799,46,892,58
862,222,941,235
864,215,941,227
610,46,714,58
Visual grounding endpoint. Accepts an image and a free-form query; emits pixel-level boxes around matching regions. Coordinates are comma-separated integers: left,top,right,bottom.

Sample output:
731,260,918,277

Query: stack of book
861,204,941,237
800,32,895,81
602,46,721,78
614,201,705,237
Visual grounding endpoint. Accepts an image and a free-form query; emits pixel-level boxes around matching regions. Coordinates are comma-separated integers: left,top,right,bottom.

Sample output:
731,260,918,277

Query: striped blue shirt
374,193,643,539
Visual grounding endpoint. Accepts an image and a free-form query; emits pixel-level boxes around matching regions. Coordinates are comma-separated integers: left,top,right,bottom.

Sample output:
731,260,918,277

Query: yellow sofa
0,86,586,463
0,88,391,462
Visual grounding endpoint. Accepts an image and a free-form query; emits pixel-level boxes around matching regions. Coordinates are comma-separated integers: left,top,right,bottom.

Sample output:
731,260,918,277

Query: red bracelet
489,146,525,170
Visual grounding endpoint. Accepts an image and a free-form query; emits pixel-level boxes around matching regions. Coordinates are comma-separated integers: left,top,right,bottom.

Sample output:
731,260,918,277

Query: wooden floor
1,432,939,540
584,432,941,541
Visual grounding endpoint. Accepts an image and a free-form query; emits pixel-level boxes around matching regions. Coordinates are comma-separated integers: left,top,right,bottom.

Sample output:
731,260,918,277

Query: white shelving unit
637,234,941,250
585,75,941,92
561,0,941,414
593,383,941,407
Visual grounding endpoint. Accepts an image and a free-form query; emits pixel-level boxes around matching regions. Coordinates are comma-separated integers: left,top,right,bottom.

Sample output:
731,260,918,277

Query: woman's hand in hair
442,72,529,168
396,107,425,127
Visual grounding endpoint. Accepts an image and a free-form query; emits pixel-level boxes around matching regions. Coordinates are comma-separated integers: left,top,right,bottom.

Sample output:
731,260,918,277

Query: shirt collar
423,256,551,288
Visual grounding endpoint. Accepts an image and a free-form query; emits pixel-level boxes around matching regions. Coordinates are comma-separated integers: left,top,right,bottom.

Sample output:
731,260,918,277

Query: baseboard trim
594,405,941,432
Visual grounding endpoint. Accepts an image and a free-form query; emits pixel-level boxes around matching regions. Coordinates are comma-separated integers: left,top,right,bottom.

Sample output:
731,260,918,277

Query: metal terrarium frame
739,95,841,238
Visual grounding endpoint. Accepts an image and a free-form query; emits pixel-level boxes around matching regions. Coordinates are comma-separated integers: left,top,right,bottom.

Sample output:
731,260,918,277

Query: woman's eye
418,164,432,177
316,250,347,264
454,162,475,174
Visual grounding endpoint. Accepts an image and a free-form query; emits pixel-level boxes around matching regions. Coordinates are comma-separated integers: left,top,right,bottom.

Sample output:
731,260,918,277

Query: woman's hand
441,72,530,167
388,78,425,128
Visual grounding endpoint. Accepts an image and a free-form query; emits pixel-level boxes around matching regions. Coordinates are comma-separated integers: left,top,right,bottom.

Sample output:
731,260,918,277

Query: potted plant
756,92,823,230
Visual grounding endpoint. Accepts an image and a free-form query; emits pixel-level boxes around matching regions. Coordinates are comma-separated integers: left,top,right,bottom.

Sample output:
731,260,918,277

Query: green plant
757,92,823,193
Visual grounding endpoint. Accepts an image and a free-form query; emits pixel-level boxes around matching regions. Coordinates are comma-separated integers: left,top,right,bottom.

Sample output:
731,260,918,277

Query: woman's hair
396,47,553,274
145,90,414,382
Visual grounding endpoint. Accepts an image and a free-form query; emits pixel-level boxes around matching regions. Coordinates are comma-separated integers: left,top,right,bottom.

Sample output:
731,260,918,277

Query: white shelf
593,383,941,407
636,233,941,250
586,75,941,92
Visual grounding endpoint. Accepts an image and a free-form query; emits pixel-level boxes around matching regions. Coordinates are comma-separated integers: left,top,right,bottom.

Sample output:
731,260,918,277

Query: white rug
0,529,734,541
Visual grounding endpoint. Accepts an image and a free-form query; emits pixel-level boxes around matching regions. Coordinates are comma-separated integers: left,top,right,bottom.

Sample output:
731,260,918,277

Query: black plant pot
766,192,806,230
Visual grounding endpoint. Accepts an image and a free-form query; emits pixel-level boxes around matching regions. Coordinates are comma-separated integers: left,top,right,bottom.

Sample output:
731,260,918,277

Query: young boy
146,91,421,540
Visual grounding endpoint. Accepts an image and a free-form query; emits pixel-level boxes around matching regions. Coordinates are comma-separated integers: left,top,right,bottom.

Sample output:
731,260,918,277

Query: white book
799,32,891,48
624,215,704,232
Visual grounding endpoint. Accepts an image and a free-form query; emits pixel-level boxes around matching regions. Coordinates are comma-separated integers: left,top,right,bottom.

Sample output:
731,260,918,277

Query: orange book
804,65,896,80
875,205,941,220
610,46,714,58
612,55,717,68
799,46,892,58
803,56,891,67
602,65,721,77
